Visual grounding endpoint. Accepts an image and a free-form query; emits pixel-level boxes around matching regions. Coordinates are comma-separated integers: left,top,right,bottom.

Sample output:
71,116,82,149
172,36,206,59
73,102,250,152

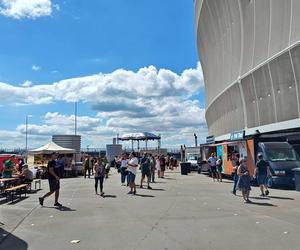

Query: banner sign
230,130,245,141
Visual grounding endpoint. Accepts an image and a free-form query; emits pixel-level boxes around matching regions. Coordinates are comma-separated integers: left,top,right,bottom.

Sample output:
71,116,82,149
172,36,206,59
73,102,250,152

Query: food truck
200,131,300,187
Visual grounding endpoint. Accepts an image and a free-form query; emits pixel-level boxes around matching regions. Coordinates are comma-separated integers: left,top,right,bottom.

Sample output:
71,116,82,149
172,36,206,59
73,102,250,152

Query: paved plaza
1,169,300,250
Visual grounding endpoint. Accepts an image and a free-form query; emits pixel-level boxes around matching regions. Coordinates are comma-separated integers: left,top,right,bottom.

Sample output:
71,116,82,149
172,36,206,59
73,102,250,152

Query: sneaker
232,191,236,195
140,185,143,188
54,202,63,207
265,190,269,196
133,191,136,195
127,191,133,194
147,186,152,190
260,193,265,197
39,197,44,206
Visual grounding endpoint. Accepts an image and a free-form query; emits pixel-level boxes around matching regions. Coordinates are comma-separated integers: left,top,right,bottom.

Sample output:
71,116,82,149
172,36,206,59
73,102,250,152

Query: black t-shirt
256,159,269,175
47,160,59,180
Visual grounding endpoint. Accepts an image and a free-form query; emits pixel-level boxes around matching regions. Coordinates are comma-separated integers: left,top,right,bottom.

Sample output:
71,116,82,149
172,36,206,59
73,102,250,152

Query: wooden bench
5,184,27,202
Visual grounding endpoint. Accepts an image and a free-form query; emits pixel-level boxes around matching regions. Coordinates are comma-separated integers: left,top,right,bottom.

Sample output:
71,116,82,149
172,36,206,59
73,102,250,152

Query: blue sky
0,0,206,150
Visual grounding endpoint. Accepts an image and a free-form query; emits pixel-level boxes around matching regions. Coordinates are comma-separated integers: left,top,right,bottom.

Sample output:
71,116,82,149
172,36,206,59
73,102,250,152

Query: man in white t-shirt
127,152,138,195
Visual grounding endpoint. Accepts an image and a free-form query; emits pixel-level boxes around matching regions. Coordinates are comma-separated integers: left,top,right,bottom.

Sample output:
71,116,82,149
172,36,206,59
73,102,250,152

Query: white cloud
0,63,203,105
0,63,207,148
0,0,58,19
32,64,40,71
20,80,33,87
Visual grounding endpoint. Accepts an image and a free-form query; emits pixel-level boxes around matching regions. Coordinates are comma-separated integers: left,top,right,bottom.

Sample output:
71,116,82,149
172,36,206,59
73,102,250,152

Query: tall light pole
25,115,32,163
75,101,77,135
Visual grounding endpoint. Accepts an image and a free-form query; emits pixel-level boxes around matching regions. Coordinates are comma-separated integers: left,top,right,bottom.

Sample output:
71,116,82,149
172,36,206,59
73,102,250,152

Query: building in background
52,135,81,161
195,0,300,139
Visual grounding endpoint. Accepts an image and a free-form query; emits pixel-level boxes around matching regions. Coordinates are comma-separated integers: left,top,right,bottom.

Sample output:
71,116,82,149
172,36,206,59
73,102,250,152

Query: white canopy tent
28,141,76,154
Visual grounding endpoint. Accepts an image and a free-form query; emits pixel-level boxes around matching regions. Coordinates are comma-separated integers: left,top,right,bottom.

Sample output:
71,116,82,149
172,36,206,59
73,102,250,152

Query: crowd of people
115,153,177,194
39,152,177,206
208,152,271,203
115,152,177,194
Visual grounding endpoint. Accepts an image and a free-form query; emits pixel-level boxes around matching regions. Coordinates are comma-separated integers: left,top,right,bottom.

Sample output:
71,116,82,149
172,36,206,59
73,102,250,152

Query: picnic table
0,177,28,202
0,177,19,183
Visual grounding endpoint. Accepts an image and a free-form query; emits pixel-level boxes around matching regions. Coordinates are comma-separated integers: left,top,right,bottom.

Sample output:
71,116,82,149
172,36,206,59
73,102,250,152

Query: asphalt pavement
1,169,300,250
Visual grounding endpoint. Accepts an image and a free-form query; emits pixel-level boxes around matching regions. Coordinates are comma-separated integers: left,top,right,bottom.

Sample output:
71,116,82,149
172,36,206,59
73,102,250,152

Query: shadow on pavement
55,206,77,211
161,177,176,180
0,228,28,249
149,188,165,191
7,197,29,205
152,181,166,184
251,196,270,200
134,194,155,198
102,194,117,198
267,195,294,200
248,201,277,207
42,205,76,211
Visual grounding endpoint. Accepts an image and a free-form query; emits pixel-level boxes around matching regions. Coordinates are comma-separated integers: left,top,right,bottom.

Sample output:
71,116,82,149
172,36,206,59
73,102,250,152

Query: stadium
195,0,300,139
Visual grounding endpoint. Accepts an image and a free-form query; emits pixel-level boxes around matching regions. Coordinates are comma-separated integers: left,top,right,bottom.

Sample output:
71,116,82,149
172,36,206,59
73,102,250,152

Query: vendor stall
28,141,76,178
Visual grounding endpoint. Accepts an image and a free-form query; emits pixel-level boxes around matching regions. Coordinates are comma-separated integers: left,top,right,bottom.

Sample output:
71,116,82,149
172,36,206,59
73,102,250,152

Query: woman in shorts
237,157,252,203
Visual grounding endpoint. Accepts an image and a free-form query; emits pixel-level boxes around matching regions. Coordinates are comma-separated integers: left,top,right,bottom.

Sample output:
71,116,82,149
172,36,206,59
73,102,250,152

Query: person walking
216,155,223,182
208,153,217,181
93,158,105,196
159,155,166,178
39,152,62,207
255,153,270,196
83,155,91,178
155,155,161,178
237,157,252,203
231,153,240,195
119,154,128,185
140,153,152,189
127,152,139,195
150,155,156,183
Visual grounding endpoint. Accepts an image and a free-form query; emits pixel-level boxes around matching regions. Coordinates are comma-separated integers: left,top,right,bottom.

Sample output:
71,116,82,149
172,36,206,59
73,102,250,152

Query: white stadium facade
195,0,300,139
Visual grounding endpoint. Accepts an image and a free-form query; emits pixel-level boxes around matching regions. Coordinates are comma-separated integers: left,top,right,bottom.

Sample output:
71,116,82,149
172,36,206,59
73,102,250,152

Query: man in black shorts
255,153,270,196
39,152,62,207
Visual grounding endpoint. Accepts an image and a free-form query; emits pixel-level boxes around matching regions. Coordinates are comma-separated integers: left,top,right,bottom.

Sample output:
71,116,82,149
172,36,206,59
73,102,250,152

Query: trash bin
187,163,191,173
292,168,300,191
180,162,191,175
